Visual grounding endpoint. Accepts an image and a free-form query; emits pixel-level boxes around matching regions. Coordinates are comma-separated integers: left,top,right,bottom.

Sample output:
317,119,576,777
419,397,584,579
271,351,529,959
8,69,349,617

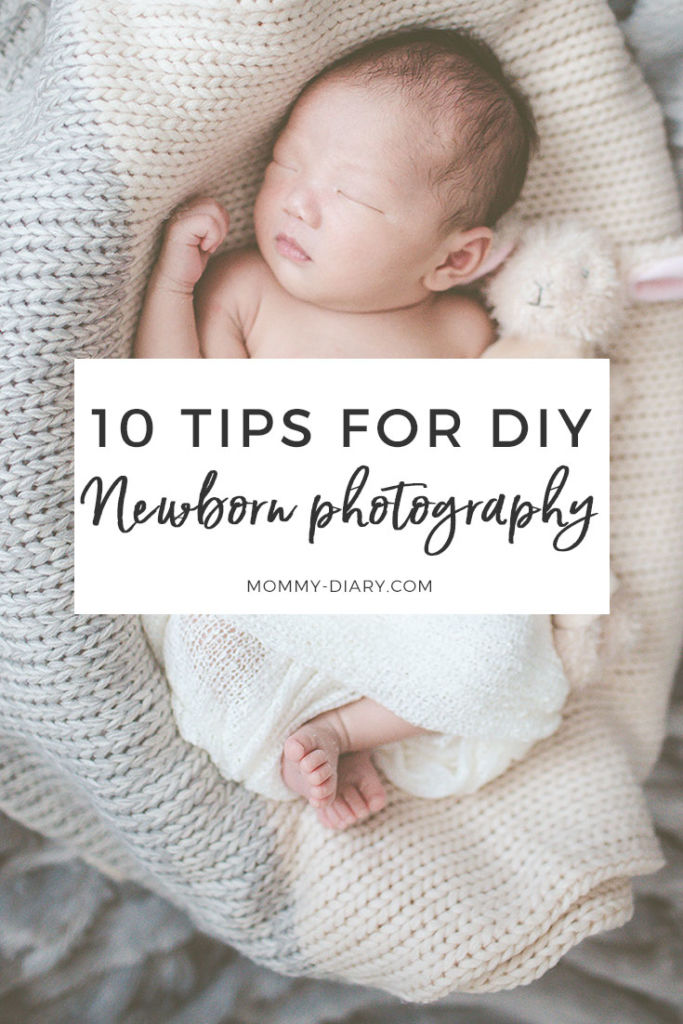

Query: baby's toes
316,805,339,830
340,784,370,821
317,800,347,829
329,797,356,829
282,734,307,765
284,724,329,765
358,774,386,814
307,762,333,787
300,748,329,775
309,776,336,807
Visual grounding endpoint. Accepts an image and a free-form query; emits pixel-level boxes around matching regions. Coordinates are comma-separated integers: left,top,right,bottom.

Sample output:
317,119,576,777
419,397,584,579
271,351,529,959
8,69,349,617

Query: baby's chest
247,328,434,359
245,301,460,360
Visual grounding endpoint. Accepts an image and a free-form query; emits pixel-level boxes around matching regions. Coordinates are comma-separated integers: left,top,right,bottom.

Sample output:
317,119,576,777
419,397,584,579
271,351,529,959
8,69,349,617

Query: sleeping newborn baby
136,28,569,830
135,26,536,362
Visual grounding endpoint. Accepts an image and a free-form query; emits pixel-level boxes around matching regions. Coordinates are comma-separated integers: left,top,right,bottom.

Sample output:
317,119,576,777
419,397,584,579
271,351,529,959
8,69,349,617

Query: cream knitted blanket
1,0,681,1000
157,614,569,800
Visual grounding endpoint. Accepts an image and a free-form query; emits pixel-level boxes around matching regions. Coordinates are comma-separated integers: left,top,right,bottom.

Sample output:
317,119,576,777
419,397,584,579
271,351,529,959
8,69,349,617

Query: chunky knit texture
0,0,680,1000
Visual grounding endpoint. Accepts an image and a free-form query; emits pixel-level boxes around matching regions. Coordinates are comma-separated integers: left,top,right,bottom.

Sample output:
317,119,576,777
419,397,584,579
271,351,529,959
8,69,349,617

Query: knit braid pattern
0,0,679,999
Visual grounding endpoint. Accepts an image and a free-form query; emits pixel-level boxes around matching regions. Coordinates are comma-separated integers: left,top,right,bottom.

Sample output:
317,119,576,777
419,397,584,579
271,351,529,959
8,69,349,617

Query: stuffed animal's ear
627,254,683,302
623,236,683,302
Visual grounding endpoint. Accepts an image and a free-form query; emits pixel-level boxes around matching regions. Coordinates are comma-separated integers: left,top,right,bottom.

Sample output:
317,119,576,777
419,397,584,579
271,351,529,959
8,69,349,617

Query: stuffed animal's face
486,221,623,343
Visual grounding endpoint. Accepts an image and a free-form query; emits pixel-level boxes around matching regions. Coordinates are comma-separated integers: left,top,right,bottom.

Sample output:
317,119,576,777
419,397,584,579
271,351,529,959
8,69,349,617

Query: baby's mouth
275,233,311,263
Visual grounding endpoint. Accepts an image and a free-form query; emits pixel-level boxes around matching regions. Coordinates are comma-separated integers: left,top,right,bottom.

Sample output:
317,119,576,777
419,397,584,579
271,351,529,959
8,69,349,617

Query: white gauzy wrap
149,614,570,801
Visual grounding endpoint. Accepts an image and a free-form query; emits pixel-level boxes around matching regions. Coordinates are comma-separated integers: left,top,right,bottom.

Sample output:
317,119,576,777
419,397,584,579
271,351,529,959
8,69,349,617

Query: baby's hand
154,197,230,294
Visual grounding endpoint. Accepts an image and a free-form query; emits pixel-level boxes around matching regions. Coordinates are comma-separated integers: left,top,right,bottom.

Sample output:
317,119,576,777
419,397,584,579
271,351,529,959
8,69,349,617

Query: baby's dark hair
302,27,538,229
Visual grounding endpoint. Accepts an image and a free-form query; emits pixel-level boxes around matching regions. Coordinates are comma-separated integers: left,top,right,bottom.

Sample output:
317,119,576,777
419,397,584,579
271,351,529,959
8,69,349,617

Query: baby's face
253,77,450,313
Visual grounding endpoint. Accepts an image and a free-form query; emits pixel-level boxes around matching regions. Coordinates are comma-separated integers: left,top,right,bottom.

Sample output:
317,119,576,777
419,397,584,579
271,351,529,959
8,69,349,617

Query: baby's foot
281,712,346,808
316,751,386,830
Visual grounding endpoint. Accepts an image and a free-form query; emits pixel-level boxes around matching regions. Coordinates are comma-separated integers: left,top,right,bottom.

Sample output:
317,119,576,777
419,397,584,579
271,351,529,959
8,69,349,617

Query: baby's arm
134,198,246,359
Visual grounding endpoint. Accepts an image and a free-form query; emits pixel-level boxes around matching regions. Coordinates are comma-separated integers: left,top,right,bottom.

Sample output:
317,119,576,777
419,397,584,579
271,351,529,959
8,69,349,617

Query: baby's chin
262,249,365,311
258,237,418,313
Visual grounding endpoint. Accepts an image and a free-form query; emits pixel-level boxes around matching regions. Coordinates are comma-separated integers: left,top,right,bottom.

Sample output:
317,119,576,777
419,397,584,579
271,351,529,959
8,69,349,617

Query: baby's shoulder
196,246,272,340
434,292,495,358
200,246,270,301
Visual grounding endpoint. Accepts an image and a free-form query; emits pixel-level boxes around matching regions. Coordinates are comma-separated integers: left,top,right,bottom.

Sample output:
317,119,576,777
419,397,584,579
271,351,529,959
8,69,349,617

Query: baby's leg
281,698,428,827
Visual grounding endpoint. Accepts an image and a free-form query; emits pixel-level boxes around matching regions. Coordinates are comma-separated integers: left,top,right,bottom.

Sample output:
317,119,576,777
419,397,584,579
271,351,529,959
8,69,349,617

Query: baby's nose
283,183,321,229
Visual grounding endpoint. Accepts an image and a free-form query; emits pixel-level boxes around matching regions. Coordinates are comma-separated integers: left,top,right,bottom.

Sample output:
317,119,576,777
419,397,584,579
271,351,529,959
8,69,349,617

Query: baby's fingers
167,198,230,249
156,199,231,291
197,213,227,253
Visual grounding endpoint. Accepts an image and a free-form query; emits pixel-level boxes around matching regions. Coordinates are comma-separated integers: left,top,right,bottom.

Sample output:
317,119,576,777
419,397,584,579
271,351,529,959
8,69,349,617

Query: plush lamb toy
476,218,683,688
480,219,628,687
481,218,624,359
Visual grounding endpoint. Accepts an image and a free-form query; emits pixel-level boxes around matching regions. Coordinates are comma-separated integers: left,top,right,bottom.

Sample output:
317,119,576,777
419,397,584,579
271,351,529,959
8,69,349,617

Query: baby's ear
443,212,523,287
462,237,516,282
459,211,522,283
425,227,493,291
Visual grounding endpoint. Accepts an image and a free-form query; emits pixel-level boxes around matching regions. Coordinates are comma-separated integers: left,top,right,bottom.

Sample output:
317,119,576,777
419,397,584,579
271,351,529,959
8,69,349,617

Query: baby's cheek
254,174,279,217
356,233,409,277
253,185,266,221
253,189,272,248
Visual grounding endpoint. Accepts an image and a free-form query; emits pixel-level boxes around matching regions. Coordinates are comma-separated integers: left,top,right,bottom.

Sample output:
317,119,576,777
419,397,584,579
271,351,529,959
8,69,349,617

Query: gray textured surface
1,0,682,1021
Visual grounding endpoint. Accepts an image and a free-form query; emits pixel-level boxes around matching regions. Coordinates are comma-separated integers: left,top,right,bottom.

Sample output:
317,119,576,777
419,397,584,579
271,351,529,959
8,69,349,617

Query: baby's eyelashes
271,158,297,171
336,189,385,215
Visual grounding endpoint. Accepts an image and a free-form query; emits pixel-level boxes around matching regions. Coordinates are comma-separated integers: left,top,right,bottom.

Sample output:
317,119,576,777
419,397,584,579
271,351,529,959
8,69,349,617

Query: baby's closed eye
336,189,384,214
271,158,297,172
268,149,384,213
